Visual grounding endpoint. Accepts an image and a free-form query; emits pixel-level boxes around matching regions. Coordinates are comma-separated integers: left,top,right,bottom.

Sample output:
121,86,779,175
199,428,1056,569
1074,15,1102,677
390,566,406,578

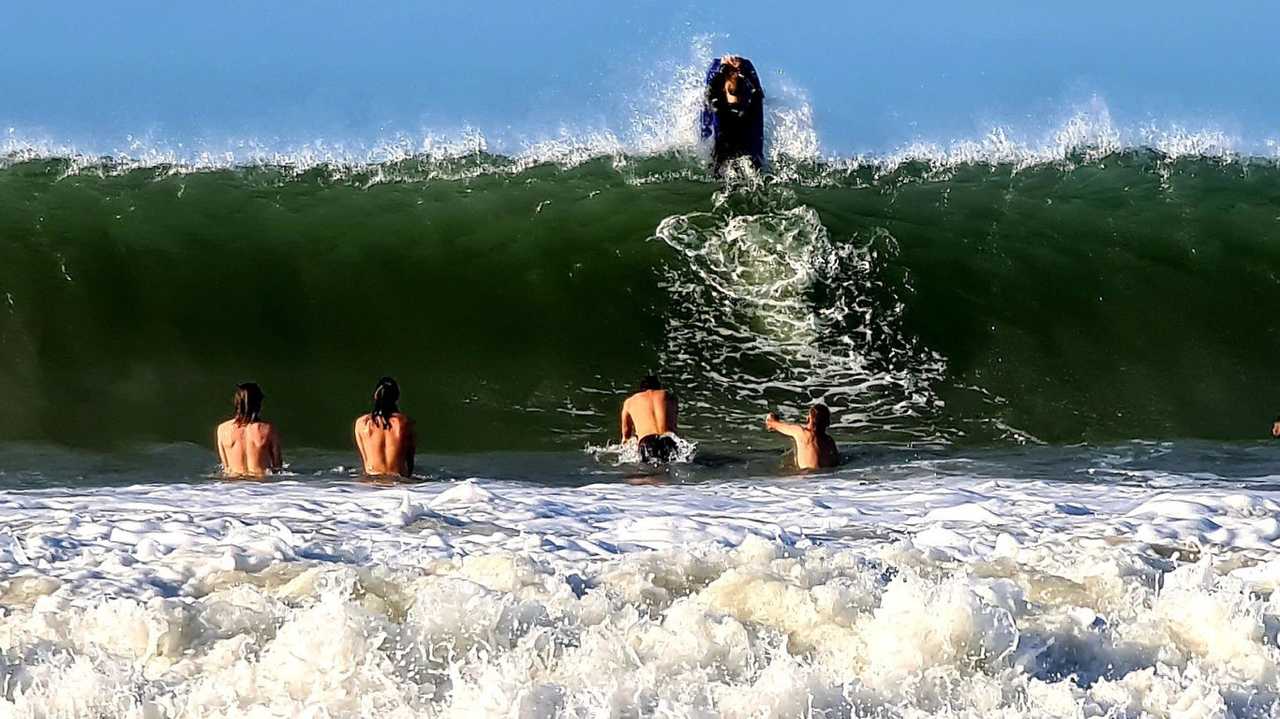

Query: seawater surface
0,440,1279,717
5,149,1280,449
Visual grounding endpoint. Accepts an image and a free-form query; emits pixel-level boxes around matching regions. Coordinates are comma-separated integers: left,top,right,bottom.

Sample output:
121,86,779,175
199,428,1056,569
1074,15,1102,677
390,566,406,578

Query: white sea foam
654,182,947,440
835,98,1251,180
586,435,699,466
0,467,1278,716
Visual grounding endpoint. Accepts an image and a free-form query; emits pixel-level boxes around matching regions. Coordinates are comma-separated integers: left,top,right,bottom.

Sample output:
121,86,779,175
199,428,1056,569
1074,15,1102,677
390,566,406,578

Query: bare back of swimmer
621,375,680,462
216,382,282,478
354,377,416,478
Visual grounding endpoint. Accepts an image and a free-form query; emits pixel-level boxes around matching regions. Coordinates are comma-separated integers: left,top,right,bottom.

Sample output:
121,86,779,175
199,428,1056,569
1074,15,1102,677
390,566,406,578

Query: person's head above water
639,374,663,391
232,382,265,426
371,376,401,429
1272,416,1280,438
808,404,831,432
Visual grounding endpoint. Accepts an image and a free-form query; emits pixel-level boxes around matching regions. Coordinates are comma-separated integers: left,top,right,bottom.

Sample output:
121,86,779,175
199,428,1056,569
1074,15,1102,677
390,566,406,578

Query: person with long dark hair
354,376,416,478
216,382,283,477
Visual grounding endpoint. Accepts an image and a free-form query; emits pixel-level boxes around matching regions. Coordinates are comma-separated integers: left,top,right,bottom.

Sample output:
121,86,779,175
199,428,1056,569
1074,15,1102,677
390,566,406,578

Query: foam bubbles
0,469,1278,714
654,181,947,440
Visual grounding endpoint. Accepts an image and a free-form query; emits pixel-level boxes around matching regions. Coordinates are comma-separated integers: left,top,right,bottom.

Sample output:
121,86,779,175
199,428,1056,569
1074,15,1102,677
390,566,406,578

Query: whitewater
5,40,1280,717
2,443,1280,717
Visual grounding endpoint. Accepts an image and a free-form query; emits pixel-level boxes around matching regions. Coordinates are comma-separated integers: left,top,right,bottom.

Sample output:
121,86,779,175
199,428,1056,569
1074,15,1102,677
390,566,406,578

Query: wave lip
7,89,1267,179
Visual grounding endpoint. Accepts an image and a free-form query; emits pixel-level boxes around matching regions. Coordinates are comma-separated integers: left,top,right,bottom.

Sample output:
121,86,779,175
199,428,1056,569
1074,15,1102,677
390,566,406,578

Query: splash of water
653,178,947,440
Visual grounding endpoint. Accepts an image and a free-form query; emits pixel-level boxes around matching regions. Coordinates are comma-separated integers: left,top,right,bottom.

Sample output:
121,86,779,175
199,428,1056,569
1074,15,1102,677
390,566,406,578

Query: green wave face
2,152,1278,450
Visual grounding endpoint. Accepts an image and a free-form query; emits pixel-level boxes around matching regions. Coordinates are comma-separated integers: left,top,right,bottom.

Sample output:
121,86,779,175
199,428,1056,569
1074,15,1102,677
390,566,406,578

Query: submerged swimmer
216,382,283,477
354,376,416,478
621,374,680,463
765,404,840,470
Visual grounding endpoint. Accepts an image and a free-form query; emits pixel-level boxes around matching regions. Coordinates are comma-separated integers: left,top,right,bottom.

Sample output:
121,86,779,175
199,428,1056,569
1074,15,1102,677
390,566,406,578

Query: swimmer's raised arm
765,412,806,439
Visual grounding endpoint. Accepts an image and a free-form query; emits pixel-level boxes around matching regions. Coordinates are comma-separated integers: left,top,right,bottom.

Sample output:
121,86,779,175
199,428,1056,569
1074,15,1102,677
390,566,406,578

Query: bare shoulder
233,421,273,441
391,413,414,430
354,414,372,432
216,420,236,439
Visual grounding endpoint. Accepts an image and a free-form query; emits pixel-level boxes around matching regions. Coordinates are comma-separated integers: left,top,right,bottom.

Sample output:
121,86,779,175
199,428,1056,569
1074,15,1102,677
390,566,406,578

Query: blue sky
3,1,1276,155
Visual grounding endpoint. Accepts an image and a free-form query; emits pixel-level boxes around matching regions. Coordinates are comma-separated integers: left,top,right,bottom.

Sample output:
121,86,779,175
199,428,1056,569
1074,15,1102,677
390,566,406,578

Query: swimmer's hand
765,412,779,429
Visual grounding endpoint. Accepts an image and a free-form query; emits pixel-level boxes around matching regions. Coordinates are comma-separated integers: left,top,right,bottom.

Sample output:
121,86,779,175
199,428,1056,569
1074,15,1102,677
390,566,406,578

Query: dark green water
2,151,1279,451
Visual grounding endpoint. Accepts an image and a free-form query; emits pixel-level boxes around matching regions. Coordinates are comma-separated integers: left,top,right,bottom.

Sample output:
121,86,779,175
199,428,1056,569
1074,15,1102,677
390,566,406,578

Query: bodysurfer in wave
621,374,681,463
216,382,283,478
354,376,416,479
702,54,765,174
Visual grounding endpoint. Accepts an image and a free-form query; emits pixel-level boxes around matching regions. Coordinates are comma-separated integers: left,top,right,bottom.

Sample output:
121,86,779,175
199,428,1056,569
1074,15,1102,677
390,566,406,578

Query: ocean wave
2,146,1279,446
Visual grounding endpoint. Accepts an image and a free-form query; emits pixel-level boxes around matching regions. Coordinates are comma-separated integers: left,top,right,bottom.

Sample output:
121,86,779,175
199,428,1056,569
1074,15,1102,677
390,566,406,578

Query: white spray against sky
0,39,1269,178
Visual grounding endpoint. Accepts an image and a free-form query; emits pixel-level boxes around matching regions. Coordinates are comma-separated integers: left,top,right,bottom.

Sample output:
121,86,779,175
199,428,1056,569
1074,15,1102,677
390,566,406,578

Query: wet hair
808,404,831,432
370,376,401,430
639,374,663,391
232,382,264,426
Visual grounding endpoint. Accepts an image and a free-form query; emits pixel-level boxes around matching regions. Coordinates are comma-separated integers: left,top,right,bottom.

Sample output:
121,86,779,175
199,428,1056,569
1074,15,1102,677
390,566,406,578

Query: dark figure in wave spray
701,55,765,174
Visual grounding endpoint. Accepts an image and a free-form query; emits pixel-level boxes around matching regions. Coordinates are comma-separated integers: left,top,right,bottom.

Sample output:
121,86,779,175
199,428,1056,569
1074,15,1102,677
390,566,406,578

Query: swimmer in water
621,374,680,463
1272,416,1280,438
354,376,416,478
216,382,283,478
765,404,840,470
